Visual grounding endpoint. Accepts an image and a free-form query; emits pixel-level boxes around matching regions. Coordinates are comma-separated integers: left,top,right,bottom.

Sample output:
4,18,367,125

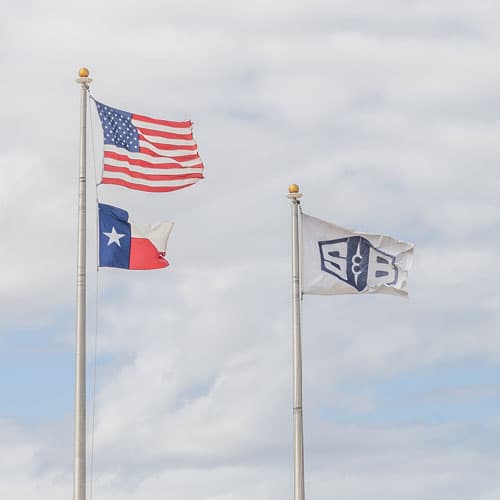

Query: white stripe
102,170,200,187
131,221,174,251
132,117,192,135
139,133,196,147
104,157,204,175
138,139,199,158
104,145,203,167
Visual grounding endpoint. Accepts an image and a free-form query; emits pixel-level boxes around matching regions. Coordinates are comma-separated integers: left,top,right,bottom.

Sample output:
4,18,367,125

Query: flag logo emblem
318,236,398,292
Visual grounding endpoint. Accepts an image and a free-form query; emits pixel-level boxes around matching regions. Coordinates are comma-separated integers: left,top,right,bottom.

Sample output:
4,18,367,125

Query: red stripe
129,238,169,270
138,135,198,151
103,164,204,181
105,148,202,165
132,113,191,129
101,178,197,192
104,150,189,169
138,146,201,164
136,127,194,141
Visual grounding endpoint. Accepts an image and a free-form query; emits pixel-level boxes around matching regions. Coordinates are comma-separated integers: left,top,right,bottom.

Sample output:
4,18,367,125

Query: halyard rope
88,96,100,500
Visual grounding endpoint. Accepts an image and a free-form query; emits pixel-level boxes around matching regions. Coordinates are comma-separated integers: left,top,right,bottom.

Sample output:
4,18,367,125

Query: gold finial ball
78,67,90,78
288,184,300,194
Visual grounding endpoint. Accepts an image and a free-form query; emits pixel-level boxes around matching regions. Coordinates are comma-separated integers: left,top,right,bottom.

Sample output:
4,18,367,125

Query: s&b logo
318,236,398,291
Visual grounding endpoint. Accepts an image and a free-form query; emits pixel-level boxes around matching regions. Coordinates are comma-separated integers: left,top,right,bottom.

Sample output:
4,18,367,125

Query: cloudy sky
2,1,500,499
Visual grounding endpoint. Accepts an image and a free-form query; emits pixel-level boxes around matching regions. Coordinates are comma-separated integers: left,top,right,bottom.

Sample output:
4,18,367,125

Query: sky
2,1,500,499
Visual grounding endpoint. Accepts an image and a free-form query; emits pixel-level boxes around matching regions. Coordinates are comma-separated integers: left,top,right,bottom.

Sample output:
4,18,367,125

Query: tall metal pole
287,184,305,500
74,67,92,500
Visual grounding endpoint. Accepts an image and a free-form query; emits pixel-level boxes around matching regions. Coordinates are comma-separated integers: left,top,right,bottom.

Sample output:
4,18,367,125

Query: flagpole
288,184,305,500
74,67,92,500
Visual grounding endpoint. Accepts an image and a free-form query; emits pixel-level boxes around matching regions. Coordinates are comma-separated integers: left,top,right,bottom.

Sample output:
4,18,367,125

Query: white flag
301,213,414,297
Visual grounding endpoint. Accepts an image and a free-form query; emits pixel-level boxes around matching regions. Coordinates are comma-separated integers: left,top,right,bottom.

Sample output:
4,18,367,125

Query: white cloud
2,0,500,498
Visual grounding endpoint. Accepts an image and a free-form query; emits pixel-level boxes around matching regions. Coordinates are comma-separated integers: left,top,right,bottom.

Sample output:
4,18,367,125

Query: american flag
94,99,204,192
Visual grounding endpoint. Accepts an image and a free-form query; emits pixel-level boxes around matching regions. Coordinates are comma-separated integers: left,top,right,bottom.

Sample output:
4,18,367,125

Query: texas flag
98,203,173,270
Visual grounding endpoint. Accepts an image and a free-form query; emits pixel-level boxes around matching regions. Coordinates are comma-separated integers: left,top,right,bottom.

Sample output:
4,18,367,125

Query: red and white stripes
101,113,204,192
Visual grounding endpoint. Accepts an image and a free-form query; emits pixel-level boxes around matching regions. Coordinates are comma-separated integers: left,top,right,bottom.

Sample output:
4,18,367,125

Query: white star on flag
103,227,125,247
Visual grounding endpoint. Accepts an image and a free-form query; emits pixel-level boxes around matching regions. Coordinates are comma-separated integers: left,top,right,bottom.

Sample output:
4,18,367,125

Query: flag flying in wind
99,203,173,270
94,99,204,192
302,213,414,296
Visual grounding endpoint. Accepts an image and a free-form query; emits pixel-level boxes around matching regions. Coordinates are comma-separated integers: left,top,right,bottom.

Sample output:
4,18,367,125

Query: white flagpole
287,184,305,500
74,67,92,500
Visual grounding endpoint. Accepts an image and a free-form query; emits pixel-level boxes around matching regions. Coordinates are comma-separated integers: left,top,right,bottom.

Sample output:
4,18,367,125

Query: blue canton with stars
98,203,132,269
94,100,140,152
